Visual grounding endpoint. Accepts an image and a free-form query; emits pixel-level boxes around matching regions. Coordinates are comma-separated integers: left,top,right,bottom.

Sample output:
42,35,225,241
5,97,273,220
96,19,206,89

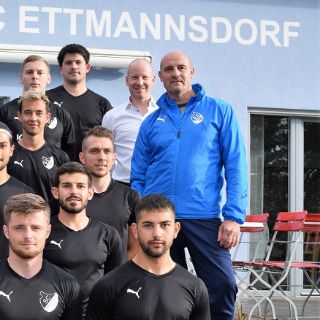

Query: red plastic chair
245,211,307,320
232,213,273,317
254,213,320,318
299,213,320,316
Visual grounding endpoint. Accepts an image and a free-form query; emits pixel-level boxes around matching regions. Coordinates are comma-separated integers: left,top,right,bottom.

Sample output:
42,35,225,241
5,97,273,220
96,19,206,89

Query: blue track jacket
131,84,248,224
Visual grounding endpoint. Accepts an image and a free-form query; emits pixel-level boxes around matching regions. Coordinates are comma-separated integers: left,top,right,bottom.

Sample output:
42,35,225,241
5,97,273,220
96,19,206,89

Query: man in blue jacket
131,51,248,320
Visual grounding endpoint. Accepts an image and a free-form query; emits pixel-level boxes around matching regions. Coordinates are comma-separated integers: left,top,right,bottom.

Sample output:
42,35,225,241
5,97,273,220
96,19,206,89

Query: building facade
0,0,319,294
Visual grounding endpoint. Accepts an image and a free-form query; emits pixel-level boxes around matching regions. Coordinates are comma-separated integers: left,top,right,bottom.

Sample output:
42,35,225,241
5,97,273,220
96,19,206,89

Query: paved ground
235,296,320,319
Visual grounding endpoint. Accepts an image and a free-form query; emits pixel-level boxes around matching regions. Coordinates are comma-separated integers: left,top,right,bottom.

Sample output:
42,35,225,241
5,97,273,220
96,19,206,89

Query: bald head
126,59,155,103
158,51,195,103
160,51,193,70
127,59,153,75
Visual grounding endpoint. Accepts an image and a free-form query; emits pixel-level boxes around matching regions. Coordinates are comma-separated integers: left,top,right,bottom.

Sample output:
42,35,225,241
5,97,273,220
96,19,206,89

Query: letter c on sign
0,6,5,31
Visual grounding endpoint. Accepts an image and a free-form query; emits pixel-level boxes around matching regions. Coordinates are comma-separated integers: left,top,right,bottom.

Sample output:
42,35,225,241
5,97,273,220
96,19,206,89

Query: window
249,109,320,292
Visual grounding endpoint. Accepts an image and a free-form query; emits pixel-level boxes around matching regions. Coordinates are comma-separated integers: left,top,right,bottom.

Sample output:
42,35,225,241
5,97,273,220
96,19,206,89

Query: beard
58,198,88,214
9,242,43,260
138,238,169,258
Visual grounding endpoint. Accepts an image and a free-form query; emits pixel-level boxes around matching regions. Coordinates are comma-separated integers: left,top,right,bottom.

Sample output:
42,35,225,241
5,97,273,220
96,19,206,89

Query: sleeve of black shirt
85,277,113,320
190,279,211,320
100,96,113,116
128,189,141,225
61,277,82,320
59,108,77,161
59,149,70,164
104,226,123,273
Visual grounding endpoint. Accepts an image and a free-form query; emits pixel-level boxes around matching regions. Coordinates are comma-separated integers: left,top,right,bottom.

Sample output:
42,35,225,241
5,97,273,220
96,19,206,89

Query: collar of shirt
126,97,158,117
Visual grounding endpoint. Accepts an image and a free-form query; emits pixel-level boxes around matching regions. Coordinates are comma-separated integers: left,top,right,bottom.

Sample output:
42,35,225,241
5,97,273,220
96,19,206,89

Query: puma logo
126,287,142,299
53,101,63,108
50,240,63,249
0,290,13,302
156,116,166,122
14,160,23,167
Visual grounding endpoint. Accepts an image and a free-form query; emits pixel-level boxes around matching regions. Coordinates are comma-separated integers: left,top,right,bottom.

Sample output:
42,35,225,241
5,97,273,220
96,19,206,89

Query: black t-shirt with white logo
0,259,81,320
44,216,123,319
0,176,33,259
7,142,69,203
46,86,112,159
86,261,210,320
0,98,76,160
87,180,140,258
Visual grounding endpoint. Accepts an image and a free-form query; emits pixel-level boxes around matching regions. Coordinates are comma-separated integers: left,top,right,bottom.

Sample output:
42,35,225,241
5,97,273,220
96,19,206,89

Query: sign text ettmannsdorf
0,5,300,47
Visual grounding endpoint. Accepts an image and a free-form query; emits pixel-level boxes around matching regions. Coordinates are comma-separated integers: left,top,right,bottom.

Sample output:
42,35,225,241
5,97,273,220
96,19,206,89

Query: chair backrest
264,211,307,263
233,213,270,261
246,213,269,223
303,213,320,233
273,211,307,232
240,213,269,233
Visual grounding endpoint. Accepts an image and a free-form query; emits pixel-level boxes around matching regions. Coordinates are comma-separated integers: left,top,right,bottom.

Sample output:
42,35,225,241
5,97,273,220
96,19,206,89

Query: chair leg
248,287,299,320
301,274,320,316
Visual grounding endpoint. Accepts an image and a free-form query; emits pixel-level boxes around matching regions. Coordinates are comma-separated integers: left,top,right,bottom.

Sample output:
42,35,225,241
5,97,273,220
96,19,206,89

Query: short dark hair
57,44,90,66
4,193,50,225
82,126,114,151
18,90,50,113
0,121,13,145
135,194,175,221
53,162,92,187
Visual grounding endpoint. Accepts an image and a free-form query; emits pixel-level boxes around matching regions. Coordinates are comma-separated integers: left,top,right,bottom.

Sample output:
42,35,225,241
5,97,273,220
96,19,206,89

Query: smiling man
102,59,157,184
0,55,75,159
44,162,122,319
86,194,210,320
7,90,69,204
0,193,81,319
131,51,248,320
46,44,113,160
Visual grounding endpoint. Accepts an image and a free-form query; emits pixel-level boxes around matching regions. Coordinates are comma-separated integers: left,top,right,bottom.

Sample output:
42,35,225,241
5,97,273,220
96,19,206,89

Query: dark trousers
170,219,237,320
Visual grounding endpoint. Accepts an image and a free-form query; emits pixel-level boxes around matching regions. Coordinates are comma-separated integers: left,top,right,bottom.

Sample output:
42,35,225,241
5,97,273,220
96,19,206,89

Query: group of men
0,43,248,320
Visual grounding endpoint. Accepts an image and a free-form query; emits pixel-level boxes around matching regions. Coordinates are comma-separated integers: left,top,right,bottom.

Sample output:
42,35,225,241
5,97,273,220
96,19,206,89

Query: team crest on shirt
190,112,204,124
39,291,59,312
42,156,54,169
46,117,58,129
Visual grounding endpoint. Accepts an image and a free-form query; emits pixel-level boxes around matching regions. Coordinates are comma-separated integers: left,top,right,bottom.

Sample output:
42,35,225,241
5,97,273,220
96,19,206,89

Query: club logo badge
46,117,58,129
39,291,58,312
42,156,54,170
190,112,204,124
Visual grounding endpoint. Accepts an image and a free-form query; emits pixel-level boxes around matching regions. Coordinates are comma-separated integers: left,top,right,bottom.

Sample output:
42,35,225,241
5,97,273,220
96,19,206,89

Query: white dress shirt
102,98,158,183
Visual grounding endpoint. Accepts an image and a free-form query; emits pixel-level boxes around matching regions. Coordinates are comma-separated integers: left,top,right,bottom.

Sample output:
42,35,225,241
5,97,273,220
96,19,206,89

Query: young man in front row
0,193,81,319
86,194,210,320
44,162,122,319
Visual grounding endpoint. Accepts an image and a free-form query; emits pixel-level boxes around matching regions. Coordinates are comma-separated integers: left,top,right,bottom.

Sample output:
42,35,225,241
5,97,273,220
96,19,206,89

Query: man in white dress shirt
102,59,158,185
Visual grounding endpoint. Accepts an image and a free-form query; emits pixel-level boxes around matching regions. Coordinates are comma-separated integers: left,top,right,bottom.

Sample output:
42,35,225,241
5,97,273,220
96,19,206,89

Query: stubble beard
10,243,42,260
